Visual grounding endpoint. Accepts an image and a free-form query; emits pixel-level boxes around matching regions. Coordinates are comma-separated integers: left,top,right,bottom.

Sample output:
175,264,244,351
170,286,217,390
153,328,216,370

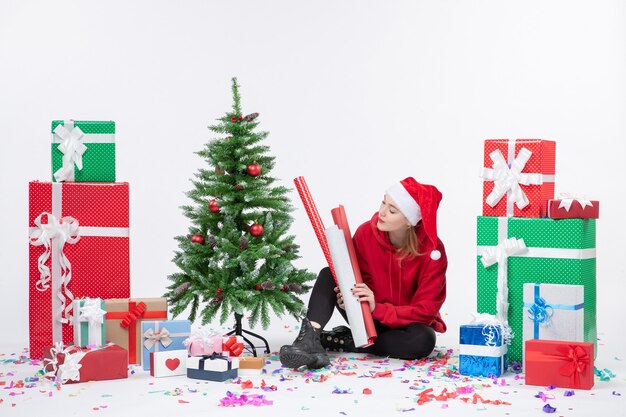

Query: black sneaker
279,318,330,369
320,325,356,352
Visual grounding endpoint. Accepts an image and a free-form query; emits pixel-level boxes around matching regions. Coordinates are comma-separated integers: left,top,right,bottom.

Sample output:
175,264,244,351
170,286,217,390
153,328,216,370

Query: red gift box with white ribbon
547,195,599,219
480,139,556,218
28,181,130,359
43,343,128,384
524,339,594,390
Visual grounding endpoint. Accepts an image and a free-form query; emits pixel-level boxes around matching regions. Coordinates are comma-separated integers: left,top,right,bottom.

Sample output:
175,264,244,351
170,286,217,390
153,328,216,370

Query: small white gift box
150,349,188,377
522,283,584,358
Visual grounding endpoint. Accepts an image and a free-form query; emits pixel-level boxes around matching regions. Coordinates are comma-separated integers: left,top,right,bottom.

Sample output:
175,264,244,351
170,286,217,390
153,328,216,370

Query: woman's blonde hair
396,225,420,261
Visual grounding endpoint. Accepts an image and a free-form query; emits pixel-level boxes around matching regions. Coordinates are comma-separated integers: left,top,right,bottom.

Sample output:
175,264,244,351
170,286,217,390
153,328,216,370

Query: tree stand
225,313,270,357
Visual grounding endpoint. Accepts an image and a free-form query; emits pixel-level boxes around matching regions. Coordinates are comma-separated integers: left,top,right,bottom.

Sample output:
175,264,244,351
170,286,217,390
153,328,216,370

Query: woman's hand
351,283,376,313
334,286,345,310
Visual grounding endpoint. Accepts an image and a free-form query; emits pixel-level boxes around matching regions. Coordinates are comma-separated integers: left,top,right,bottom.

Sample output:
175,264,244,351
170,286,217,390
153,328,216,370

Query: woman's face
377,194,412,233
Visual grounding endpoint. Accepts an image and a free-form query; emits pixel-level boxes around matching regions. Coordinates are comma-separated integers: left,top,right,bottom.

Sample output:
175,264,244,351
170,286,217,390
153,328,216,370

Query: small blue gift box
141,320,191,370
459,324,508,377
187,353,239,382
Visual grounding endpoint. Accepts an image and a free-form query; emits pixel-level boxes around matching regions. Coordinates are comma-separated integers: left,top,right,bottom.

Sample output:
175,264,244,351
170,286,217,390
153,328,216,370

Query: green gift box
476,216,596,364
51,120,116,182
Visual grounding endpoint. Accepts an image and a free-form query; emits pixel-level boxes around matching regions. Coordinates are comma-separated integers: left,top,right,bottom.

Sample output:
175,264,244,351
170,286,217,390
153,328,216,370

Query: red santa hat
385,177,443,260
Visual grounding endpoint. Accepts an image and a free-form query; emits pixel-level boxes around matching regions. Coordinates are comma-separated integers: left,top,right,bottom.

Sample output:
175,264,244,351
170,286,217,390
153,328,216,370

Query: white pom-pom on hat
430,250,441,261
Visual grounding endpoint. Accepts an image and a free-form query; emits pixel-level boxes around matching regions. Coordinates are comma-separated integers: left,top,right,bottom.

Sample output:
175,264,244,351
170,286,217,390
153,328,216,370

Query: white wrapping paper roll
324,225,370,348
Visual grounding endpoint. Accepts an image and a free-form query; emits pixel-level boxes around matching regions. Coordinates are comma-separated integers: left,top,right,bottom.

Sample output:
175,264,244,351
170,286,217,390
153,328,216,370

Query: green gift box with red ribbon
104,298,168,365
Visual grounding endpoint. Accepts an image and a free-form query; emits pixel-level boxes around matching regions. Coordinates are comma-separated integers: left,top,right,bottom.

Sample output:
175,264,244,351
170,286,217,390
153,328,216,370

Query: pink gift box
187,336,223,357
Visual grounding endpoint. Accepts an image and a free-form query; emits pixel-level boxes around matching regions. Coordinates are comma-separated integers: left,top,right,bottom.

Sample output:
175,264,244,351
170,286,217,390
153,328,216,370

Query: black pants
306,267,436,360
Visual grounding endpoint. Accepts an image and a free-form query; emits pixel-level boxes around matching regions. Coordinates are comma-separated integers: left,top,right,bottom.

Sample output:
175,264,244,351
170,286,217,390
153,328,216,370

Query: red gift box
28,181,130,359
480,139,556,218
525,339,594,390
43,343,128,383
548,198,599,219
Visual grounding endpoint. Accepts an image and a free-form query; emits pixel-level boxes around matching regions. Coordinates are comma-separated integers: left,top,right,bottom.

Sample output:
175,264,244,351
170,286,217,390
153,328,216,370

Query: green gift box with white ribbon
476,216,596,364
73,298,107,348
51,120,116,182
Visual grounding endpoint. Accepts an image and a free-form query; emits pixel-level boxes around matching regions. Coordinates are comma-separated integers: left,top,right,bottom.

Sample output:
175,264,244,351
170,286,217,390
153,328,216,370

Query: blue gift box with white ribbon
141,320,191,370
522,283,584,358
459,324,508,377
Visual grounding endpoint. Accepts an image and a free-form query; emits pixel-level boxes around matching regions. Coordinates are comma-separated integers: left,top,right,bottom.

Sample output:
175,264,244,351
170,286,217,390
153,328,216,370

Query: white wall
1,0,624,348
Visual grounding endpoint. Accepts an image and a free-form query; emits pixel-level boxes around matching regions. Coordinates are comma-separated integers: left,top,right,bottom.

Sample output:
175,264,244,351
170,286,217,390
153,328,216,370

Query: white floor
1,319,623,417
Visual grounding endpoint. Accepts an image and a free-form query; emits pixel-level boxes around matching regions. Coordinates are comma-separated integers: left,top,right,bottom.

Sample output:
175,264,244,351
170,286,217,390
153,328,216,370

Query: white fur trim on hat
385,182,422,226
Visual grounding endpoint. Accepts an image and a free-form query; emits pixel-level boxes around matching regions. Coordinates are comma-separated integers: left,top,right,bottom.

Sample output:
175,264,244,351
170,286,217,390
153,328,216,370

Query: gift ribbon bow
480,237,527,324
527,296,554,327
77,298,106,327
559,345,590,381
143,327,173,350
222,336,244,357
53,121,88,182
120,301,147,328
199,352,233,370
470,312,513,347
480,147,545,211
43,342,86,384
29,212,80,324
557,193,594,212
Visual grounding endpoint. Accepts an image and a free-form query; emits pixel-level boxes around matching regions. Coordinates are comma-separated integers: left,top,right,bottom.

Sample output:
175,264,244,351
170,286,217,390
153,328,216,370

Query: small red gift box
480,139,556,218
525,339,594,390
43,343,128,384
28,182,130,359
547,198,599,219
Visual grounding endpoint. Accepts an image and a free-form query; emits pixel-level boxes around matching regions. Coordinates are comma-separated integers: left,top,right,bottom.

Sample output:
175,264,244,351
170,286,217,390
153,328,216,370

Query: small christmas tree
165,77,314,329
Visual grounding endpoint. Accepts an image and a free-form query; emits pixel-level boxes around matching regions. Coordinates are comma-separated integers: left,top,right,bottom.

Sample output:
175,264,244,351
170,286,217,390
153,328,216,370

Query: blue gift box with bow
141,320,191,370
459,324,508,377
522,283,584,359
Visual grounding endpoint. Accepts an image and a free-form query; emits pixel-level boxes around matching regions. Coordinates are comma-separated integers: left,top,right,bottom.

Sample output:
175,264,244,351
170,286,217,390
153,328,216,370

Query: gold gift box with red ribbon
104,298,167,365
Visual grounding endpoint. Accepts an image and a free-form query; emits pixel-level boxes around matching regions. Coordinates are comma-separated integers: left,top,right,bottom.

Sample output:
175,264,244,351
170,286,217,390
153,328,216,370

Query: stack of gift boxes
459,139,599,390
30,120,261,384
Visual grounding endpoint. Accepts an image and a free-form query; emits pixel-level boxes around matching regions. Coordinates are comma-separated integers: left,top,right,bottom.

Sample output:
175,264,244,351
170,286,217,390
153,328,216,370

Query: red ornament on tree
281,285,289,292
249,222,264,237
217,288,222,294
231,115,238,123
255,284,262,291
209,199,220,213
239,115,243,121
246,162,262,177
191,234,205,244
234,184,244,191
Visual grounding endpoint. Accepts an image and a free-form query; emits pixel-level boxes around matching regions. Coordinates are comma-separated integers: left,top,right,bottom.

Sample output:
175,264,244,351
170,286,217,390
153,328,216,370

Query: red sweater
352,213,447,333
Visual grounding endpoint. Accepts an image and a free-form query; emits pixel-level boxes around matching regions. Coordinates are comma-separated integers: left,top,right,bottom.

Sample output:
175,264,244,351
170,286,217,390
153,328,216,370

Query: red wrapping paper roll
293,176,377,346
294,176,337,283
